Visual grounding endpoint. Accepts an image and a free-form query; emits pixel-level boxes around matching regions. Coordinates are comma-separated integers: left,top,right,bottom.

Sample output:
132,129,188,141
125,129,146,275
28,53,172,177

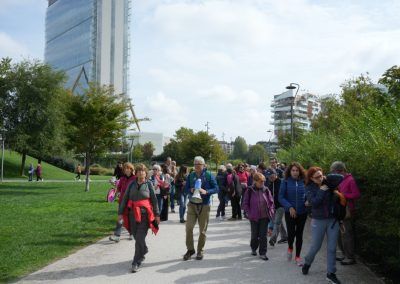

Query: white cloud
0,32,30,59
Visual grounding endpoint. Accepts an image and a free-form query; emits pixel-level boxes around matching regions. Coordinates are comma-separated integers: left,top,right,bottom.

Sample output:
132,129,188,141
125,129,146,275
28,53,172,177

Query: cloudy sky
1,0,400,144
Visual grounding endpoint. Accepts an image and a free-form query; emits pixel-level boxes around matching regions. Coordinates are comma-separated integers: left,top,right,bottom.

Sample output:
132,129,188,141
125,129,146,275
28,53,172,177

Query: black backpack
332,191,347,221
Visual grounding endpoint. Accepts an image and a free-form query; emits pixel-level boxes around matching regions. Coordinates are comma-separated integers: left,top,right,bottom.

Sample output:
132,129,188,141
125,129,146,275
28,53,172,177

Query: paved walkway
16,203,382,284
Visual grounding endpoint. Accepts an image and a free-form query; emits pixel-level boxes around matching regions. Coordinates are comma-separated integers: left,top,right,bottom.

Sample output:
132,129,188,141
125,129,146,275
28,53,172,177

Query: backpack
332,190,347,221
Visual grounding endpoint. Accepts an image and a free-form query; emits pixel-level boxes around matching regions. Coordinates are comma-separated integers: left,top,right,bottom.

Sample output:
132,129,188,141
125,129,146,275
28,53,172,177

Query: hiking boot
251,250,257,256
302,263,310,275
269,239,275,247
340,258,356,265
183,250,195,261
295,256,303,266
287,248,293,261
277,238,288,244
259,255,269,261
131,264,140,273
109,235,120,242
196,251,204,260
326,273,341,284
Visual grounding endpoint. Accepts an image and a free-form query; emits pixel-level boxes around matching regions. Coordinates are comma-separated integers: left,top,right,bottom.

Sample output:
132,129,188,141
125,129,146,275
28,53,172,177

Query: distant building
129,132,170,156
219,141,234,155
270,90,320,135
45,0,131,95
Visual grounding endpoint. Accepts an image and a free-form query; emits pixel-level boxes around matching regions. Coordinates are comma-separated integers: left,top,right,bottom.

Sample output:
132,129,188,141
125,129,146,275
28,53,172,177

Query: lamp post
0,133,4,182
285,83,300,149
267,130,273,156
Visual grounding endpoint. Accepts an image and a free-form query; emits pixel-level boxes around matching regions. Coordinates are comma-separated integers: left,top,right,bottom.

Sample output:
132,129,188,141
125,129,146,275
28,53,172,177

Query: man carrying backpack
330,161,361,266
183,156,219,261
301,167,344,284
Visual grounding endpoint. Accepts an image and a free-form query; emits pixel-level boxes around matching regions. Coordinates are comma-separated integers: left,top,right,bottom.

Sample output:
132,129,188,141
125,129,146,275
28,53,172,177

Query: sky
1,0,400,144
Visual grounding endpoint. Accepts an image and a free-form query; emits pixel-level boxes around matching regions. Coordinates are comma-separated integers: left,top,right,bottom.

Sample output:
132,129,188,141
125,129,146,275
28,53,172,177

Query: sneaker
131,264,140,273
259,255,269,261
287,248,293,261
326,273,341,284
335,256,345,261
251,250,257,256
302,263,310,275
183,250,195,261
295,256,303,266
277,238,288,244
340,258,356,265
196,252,204,260
109,235,120,242
180,220,186,223
221,216,226,220
171,209,176,213
269,239,275,247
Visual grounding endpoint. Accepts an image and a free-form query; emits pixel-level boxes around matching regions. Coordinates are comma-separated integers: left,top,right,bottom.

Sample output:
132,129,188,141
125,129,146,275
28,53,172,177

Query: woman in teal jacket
278,162,307,266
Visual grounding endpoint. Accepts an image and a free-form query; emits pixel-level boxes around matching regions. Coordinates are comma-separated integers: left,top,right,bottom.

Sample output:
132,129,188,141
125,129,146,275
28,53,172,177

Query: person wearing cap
267,168,288,246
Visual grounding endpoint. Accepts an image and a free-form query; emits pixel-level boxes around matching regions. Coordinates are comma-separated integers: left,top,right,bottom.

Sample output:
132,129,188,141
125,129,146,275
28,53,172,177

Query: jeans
270,207,288,242
216,191,227,217
170,184,175,210
305,218,339,274
156,194,163,215
285,212,307,257
179,194,188,221
250,218,268,255
186,203,210,253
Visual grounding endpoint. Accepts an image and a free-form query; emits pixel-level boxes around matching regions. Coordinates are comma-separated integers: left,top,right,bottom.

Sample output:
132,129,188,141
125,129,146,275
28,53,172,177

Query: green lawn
0,182,119,282
2,150,109,180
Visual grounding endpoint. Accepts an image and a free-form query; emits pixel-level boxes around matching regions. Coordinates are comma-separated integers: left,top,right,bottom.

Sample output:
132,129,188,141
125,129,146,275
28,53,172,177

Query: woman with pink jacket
330,161,361,265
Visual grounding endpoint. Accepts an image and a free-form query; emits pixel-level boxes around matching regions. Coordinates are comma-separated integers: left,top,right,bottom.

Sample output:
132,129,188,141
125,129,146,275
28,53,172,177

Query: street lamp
267,130,273,155
0,133,4,182
285,83,300,149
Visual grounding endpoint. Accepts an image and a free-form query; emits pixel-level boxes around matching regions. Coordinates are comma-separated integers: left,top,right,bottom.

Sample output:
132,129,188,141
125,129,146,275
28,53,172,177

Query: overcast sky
1,0,400,144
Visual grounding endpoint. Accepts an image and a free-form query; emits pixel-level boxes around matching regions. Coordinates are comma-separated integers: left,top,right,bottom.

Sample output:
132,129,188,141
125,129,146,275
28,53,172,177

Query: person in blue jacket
278,162,307,266
183,156,219,261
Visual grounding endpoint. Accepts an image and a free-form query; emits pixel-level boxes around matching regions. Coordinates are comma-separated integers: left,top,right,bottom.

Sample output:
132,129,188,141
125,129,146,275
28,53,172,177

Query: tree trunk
20,152,26,176
85,152,90,192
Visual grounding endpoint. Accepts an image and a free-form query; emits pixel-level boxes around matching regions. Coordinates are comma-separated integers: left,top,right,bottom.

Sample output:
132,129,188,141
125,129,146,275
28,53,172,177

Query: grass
0,182,119,282
2,150,109,180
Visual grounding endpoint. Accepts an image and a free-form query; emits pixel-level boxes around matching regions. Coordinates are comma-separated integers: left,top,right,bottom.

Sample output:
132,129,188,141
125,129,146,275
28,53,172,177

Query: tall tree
0,58,68,175
247,144,267,165
142,142,155,161
66,83,129,191
231,136,248,160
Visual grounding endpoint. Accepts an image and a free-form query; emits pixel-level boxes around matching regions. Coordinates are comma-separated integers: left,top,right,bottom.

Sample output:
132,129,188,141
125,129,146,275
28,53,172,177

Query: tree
378,65,400,102
247,144,267,165
142,142,155,161
66,83,129,191
0,58,68,175
131,144,144,161
231,136,248,160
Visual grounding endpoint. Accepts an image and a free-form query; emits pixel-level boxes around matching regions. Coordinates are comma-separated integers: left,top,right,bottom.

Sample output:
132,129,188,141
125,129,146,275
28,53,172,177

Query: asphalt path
16,201,382,284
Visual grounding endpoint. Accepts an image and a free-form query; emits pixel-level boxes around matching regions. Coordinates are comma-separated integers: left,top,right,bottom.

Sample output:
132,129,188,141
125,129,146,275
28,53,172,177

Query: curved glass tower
45,0,130,95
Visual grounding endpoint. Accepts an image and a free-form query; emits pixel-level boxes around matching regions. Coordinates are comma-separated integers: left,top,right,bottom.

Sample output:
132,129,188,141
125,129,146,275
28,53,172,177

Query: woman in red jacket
109,162,136,242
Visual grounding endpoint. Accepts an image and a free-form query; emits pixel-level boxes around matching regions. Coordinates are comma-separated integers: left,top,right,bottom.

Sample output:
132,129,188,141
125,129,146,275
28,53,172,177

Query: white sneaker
109,235,120,242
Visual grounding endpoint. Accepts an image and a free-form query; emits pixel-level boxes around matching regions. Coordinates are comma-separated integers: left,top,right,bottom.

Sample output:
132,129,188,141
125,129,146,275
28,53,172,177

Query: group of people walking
106,156,360,284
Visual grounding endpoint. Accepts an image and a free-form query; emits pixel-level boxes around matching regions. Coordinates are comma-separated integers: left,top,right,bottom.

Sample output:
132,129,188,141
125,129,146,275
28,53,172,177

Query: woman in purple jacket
243,172,275,260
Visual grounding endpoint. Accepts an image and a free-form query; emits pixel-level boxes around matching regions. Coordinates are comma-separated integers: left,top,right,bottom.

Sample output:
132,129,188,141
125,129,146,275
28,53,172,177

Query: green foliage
0,182,117,282
65,83,130,191
131,144,144,161
0,58,69,175
162,127,226,165
231,136,248,160
143,142,155,161
247,144,268,165
278,70,400,280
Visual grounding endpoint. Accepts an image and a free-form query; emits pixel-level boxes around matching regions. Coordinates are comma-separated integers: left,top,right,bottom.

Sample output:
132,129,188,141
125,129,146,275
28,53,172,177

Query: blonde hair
123,162,135,175
135,164,148,178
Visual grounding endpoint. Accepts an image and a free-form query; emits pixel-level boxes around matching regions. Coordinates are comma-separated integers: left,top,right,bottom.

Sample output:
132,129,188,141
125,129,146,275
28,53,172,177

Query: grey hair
152,164,162,171
225,163,233,169
330,161,347,173
194,156,205,165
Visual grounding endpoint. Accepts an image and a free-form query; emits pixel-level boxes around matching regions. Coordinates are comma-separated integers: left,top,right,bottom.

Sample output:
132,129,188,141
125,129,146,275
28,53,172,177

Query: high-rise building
45,0,130,94
270,90,320,135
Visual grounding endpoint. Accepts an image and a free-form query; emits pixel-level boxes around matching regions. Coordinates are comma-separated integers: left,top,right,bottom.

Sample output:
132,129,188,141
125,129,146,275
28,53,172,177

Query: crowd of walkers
107,156,360,284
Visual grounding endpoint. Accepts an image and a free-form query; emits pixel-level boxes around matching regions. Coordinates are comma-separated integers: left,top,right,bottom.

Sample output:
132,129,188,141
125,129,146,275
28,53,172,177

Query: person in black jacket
267,168,288,246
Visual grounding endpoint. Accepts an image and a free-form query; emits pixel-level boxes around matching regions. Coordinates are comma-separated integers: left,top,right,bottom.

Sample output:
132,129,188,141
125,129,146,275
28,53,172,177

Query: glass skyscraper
45,0,130,95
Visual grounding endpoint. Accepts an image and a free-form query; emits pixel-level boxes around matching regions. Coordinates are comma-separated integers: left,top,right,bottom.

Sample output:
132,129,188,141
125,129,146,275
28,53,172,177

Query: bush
83,164,113,176
42,156,79,172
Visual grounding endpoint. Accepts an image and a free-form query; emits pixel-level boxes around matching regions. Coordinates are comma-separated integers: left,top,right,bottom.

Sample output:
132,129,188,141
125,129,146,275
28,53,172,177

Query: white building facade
270,90,321,135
